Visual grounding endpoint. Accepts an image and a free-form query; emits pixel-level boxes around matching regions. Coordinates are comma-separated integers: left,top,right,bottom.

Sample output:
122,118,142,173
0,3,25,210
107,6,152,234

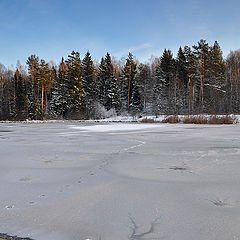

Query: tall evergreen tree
207,41,226,113
26,55,41,119
104,53,121,111
210,41,225,85
50,58,69,118
82,51,96,118
177,47,188,87
37,59,51,116
155,49,175,114
193,39,211,110
122,52,140,113
183,45,198,113
136,63,152,113
14,69,27,119
96,57,107,106
157,49,175,89
65,51,85,117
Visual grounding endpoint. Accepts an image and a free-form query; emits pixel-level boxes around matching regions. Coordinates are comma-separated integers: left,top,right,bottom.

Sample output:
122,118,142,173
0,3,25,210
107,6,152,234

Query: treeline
0,39,240,120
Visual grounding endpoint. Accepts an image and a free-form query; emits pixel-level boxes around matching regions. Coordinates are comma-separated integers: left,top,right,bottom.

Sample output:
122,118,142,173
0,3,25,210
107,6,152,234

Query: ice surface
0,122,240,240
70,123,163,132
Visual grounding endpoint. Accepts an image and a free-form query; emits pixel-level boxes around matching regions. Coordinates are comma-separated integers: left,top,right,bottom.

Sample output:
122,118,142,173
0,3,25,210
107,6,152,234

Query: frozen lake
0,122,240,240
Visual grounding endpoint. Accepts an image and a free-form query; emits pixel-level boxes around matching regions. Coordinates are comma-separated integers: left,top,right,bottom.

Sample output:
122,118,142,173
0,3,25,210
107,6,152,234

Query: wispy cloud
113,43,152,58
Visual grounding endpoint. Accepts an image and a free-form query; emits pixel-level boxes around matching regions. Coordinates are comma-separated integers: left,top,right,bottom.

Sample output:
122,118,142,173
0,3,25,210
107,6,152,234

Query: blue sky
0,0,240,67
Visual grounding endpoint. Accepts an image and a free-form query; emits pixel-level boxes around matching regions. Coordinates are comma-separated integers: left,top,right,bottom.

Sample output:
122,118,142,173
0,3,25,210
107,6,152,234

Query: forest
0,39,240,120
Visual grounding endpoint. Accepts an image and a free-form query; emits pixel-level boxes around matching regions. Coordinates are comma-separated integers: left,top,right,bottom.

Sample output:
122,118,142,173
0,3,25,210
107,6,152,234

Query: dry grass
160,115,238,124
161,115,181,124
141,118,160,123
208,115,238,124
183,115,238,124
141,115,238,124
182,116,208,124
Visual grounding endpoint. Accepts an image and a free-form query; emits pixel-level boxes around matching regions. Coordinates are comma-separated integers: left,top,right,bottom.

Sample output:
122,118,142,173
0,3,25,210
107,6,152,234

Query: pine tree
136,63,152,113
210,41,225,85
14,69,27,119
158,49,175,89
50,58,69,118
37,59,52,117
82,51,96,118
193,39,211,110
155,49,175,114
183,46,198,113
104,53,121,111
26,55,41,119
65,51,85,117
122,52,139,113
173,47,190,113
176,47,188,87
207,41,226,113
96,57,107,106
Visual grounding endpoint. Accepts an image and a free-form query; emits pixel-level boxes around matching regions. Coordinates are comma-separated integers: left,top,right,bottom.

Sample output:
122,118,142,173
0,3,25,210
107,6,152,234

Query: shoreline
0,233,33,240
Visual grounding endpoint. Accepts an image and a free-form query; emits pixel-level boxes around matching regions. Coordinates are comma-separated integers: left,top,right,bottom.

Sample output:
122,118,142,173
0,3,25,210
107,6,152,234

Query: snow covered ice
1,122,240,240
69,123,163,132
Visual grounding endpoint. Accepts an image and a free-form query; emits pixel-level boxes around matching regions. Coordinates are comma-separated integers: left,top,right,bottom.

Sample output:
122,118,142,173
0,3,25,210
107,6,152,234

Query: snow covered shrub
92,102,117,119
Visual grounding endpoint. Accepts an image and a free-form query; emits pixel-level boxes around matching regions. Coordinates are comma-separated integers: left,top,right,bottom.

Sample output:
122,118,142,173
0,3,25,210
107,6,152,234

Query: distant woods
0,39,240,120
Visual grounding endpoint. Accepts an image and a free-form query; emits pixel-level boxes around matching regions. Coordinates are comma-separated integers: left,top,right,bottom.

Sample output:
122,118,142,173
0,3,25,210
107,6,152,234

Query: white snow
1,122,240,240
70,123,165,132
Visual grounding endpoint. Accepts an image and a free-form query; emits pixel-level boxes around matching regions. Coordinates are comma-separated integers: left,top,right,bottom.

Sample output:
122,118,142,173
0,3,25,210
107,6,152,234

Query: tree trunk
45,88,48,116
201,54,205,110
41,79,44,114
189,77,193,114
128,64,131,112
